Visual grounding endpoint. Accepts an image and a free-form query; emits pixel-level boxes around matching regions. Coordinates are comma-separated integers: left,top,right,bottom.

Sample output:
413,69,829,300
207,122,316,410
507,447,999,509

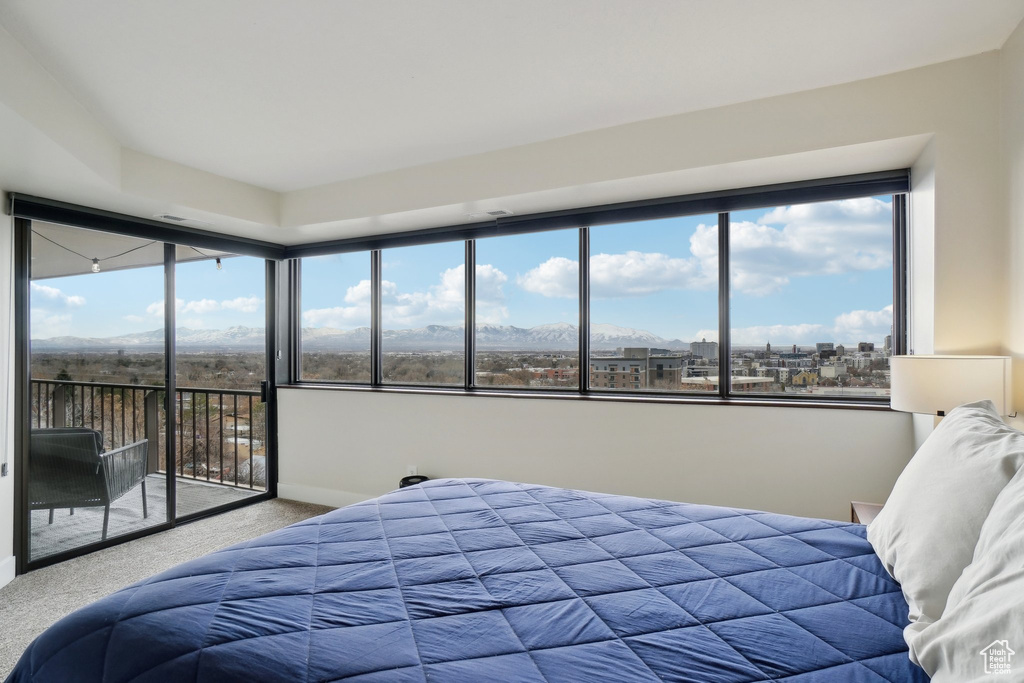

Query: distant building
590,349,685,389
766,341,772,354
590,356,645,390
816,342,835,354
884,335,892,354
792,370,819,386
679,375,774,392
835,344,846,357
690,338,718,359
531,367,578,382
858,342,875,352
648,354,685,387
820,364,848,379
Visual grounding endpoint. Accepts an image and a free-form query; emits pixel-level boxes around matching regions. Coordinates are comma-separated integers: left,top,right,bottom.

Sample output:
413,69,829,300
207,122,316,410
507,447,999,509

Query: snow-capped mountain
32,323,686,352
32,326,268,351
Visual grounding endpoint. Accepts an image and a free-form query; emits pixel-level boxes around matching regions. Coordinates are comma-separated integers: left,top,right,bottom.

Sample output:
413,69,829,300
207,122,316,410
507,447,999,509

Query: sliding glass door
27,224,170,562
21,220,275,568
173,252,268,519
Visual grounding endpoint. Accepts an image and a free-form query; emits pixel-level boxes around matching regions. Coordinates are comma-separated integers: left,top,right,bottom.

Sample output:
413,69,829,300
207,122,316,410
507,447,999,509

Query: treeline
301,351,579,387
32,352,266,390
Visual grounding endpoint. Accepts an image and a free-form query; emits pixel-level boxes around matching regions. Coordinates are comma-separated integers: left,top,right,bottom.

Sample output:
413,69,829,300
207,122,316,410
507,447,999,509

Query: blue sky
30,255,267,339
32,197,894,346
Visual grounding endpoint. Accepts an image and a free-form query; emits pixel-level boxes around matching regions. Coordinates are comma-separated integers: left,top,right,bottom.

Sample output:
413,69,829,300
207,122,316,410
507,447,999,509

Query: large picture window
589,214,719,394
381,242,465,386
299,253,372,383
295,171,907,405
728,197,895,398
475,230,579,389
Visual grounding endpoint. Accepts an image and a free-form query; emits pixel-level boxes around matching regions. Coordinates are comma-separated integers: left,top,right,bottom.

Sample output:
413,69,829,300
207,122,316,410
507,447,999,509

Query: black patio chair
29,428,149,541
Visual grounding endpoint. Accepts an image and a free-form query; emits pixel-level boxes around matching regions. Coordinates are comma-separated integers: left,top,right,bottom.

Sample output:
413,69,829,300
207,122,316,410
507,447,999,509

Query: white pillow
867,400,1024,637
908,461,1024,681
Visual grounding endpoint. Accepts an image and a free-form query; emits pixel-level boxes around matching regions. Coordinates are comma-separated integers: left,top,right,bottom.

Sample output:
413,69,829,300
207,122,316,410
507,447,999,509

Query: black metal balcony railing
29,379,265,491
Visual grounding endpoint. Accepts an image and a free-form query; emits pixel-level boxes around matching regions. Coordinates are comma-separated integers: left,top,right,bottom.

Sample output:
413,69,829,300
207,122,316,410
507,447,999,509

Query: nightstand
851,501,884,524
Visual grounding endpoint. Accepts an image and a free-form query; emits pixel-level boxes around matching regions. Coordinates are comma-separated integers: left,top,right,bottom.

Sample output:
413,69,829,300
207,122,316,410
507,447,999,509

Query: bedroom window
292,170,908,406
299,252,372,383
473,230,579,389
380,242,465,386
589,213,719,395
728,197,895,398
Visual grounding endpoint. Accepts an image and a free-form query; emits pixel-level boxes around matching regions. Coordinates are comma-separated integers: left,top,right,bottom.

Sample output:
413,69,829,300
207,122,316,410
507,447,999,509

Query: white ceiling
2,0,1022,194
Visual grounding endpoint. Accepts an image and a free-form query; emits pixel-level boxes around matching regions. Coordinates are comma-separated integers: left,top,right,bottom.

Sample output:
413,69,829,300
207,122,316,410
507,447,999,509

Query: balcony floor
29,474,263,562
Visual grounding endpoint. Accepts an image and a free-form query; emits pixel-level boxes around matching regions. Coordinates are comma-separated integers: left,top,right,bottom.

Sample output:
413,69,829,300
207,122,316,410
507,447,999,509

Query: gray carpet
29,474,263,562
1,498,333,679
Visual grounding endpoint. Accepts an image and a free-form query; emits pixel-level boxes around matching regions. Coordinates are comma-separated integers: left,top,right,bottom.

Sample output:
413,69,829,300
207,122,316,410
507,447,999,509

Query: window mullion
579,227,590,394
370,249,382,386
717,213,730,400
465,239,476,389
893,194,908,356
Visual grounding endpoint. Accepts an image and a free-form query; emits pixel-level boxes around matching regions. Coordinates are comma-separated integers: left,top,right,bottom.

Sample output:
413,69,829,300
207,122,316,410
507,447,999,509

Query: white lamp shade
890,355,1013,416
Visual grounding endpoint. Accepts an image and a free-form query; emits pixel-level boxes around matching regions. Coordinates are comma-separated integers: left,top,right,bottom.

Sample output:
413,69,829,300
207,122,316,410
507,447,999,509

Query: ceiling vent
466,209,514,220
154,214,212,228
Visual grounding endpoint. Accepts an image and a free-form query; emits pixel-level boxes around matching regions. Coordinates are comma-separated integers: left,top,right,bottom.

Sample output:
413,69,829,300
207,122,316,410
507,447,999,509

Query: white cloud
221,296,262,313
181,298,220,314
31,282,85,307
833,304,893,341
513,199,890,301
726,304,893,346
143,296,263,319
303,302,370,328
123,314,146,323
146,299,175,317
727,323,830,346
726,197,893,296
475,264,510,324
517,251,712,300
517,257,578,298
30,309,73,339
304,265,510,329
593,251,711,297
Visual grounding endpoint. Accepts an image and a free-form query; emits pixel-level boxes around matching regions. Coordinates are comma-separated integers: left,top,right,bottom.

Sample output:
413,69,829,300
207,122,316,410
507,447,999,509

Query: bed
7,477,926,682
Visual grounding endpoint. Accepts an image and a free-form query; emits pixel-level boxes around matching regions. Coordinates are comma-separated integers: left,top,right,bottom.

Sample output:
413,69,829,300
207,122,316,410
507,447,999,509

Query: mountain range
32,323,689,352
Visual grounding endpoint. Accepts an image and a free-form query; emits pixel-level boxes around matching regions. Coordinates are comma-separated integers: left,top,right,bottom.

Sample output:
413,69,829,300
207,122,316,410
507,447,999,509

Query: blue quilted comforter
7,478,927,682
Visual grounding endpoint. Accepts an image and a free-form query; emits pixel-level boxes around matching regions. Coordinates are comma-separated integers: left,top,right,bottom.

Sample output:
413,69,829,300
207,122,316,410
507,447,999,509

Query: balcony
28,379,266,561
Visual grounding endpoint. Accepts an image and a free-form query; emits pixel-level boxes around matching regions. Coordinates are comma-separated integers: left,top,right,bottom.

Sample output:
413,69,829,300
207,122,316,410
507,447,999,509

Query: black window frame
8,194,285,574
290,170,909,408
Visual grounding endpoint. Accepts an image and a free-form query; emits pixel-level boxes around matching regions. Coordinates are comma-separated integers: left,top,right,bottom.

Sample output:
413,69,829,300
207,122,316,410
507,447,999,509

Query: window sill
279,382,893,411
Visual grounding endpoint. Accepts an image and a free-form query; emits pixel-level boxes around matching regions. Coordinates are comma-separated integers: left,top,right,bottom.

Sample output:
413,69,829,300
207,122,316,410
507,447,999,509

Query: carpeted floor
0,497,333,680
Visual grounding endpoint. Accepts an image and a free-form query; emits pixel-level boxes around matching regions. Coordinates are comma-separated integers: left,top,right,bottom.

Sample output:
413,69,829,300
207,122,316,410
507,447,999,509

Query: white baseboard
277,482,373,509
0,555,15,590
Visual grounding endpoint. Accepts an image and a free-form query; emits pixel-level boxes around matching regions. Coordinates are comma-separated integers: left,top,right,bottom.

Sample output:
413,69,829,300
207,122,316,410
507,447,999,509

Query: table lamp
890,355,1013,417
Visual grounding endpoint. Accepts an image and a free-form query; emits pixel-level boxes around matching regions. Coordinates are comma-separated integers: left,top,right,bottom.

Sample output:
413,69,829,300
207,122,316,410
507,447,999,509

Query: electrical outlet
406,465,417,476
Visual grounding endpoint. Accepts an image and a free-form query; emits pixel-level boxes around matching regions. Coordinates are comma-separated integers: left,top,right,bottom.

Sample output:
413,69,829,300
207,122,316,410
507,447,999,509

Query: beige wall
0,219,14,586
1003,19,1024,408
278,389,913,521
277,52,1012,520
